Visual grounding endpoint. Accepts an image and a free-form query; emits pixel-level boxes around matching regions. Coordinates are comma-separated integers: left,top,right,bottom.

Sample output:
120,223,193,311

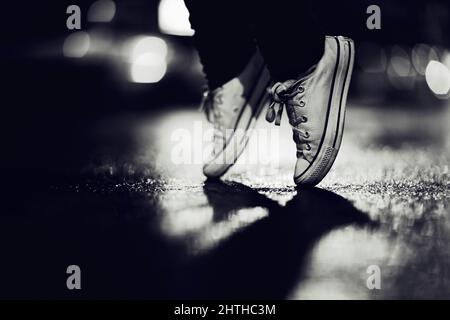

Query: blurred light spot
162,207,214,236
63,31,90,58
425,60,450,97
291,229,390,300
387,46,415,90
158,0,194,36
389,46,411,77
131,55,167,83
431,46,443,61
128,36,168,83
412,44,432,75
87,0,116,23
443,50,450,70
130,36,168,61
357,42,387,73
195,207,268,251
87,28,113,54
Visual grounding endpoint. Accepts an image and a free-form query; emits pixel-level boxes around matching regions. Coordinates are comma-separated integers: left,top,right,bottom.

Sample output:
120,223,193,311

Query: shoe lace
265,80,311,150
265,82,299,125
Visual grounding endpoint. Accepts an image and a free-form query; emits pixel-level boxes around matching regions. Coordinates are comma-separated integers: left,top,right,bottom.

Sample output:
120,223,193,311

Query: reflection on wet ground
1,105,450,299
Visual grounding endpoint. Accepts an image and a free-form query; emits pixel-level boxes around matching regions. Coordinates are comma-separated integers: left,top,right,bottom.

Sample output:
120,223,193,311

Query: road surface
1,103,450,299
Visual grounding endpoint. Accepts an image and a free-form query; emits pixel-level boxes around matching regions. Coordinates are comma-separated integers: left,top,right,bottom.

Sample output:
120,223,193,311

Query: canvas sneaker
202,50,271,178
266,36,355,186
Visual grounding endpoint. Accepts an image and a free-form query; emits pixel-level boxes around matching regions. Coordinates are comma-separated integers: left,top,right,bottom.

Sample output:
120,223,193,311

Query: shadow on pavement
179,180,373,299
0,177,374,299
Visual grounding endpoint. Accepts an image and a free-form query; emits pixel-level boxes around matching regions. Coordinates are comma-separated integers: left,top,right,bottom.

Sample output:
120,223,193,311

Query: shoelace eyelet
301,116,308,123
298,86,305,93
299,101,305,107
305,143,311,151
304,132,310,139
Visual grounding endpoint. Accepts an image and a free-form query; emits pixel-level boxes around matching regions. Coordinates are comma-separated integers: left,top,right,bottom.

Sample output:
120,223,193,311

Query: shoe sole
295,36,355,186
203,65,272,179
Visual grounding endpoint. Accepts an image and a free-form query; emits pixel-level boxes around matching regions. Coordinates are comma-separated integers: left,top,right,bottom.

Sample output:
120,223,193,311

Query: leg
184,0,257,90
250,0,326,81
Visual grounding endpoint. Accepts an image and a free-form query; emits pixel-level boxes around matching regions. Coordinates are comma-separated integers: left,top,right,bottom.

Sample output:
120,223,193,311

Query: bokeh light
63,31,91,58
425,60,450,97
87,0,116,23
158,0,194,36
412,44,439,75
127,36,168,83
390,46,412,77
387,46,415,90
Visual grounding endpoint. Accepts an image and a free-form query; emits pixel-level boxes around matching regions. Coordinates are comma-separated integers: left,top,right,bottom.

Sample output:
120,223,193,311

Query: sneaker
202,50,271,178
266,36,355,186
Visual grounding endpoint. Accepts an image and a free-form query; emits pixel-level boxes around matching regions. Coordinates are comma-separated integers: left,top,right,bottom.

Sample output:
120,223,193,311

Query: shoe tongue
279,65,316,92
281,79,297,87
211,85,223,96
278,65,316,92
296,64,317,82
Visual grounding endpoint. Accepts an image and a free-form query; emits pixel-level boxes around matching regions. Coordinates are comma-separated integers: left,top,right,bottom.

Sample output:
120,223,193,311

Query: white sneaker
266,36,355,186
202,50,271,178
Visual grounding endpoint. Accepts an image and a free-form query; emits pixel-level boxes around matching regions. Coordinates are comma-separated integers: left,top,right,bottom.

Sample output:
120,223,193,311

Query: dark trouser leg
251,0,326,82
184,0,257,90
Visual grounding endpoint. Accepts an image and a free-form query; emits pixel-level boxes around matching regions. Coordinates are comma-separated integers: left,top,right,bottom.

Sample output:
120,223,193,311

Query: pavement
1,103,450,299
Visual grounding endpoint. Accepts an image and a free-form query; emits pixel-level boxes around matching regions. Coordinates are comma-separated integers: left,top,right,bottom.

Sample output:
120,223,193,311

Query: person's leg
250,0,325,81
184,0,256,90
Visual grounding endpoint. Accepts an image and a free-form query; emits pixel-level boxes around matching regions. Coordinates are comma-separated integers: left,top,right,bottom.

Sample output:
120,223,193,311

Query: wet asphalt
1,104,450,299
